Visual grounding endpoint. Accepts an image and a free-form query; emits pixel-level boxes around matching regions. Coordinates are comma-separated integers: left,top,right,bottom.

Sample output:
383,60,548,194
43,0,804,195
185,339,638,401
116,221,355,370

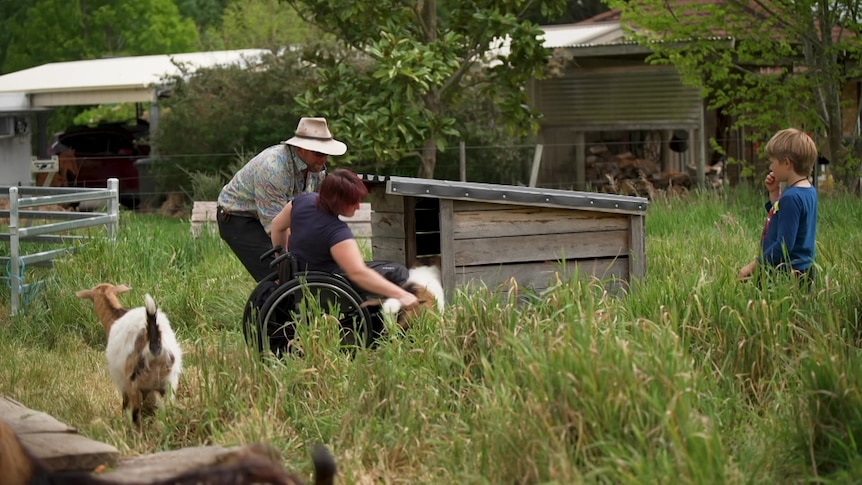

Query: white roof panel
0,92,30,111
540,22,624,48
0,49,268,106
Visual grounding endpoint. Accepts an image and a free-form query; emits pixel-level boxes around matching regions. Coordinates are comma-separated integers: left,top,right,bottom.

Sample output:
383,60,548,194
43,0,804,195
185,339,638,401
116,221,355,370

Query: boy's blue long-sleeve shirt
759,186,817,271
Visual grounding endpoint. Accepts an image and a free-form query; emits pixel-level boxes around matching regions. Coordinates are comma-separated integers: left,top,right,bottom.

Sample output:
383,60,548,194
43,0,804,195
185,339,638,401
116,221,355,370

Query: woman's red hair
317,169,368,216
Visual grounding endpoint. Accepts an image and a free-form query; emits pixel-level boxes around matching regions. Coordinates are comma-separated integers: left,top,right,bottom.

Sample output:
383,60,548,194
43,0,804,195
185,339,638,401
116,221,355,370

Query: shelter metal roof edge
358,174,648,214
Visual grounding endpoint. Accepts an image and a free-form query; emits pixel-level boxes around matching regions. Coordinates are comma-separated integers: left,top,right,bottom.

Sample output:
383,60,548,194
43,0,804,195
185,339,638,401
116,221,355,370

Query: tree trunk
418,137,436,178
418,84,442,178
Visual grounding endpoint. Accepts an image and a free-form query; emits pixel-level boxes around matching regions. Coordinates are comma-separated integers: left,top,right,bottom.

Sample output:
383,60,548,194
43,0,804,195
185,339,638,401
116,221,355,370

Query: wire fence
32,136,760,209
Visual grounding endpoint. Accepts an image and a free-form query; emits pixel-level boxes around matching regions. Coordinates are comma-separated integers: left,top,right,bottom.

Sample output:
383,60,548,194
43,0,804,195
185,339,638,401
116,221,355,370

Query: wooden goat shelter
360,175,649,297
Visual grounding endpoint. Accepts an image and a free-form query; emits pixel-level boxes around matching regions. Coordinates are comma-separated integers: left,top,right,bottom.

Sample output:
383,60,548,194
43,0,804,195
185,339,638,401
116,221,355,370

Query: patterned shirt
217,144,326,233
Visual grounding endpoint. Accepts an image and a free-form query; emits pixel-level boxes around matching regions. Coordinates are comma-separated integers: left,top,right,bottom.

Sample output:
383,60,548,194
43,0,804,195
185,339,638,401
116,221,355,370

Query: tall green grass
1,187,861,483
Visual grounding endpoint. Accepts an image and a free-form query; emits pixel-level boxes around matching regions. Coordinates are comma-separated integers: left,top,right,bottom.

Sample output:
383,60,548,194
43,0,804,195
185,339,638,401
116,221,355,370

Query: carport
0,49,267,186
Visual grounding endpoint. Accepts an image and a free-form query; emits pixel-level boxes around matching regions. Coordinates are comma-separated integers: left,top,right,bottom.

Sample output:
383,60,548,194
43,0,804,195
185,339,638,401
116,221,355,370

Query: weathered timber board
190,201,372,238
190,201,218,222
0,396,119,472
98,445,257,483
370,211,406,239
629,214,646,280
404,197,419,265
453,207,629,239
456,258,629,292
439,199,456,299
366,187,405,212
371,236,406,262
453,230,629,266
0,396,75,434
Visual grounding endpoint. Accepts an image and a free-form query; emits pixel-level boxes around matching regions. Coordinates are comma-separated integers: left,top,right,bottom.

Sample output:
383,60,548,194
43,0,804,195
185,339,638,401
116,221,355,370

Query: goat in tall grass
1,419,337,485
75,283,133,338
77,284,183,424
108,293,182,424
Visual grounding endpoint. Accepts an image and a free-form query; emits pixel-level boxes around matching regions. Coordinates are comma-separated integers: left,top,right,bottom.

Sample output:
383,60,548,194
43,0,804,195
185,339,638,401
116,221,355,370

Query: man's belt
217,206,258,218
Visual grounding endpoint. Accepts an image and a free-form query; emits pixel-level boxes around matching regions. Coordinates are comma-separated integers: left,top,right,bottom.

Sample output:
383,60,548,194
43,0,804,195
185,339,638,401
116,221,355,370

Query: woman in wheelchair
270,168,419,310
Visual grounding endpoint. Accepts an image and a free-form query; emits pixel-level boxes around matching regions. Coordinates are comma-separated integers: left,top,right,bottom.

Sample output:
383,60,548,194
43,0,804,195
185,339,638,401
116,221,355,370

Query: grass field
2,186,862,484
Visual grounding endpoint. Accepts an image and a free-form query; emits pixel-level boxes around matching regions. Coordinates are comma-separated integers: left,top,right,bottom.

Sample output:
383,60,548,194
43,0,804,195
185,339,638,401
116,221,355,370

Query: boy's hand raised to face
765,171,780,200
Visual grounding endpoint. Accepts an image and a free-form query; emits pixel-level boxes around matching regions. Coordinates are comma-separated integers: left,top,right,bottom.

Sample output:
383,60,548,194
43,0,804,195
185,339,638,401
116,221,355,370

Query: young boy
738,128,818,284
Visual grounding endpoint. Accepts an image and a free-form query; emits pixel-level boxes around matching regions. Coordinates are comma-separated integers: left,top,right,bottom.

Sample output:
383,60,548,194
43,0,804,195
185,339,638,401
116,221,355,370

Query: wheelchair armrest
272,252,298,282
260,245,283,262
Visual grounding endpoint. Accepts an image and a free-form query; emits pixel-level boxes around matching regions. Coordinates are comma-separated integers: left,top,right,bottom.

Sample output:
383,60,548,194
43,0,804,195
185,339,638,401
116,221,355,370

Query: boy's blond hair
764,128,818,176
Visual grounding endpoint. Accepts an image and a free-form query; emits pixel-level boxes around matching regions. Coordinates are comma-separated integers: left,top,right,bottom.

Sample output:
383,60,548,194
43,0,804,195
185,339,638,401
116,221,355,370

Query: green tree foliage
174,0,232,34
606,0,862,184
0,1,27,74
153,51,313,191
523,0,610,25
283,0,568,178
214,0,315,50
2,0,198,73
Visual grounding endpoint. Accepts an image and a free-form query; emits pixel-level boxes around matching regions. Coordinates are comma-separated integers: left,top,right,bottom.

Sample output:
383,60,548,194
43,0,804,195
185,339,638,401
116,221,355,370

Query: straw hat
283,117,347,156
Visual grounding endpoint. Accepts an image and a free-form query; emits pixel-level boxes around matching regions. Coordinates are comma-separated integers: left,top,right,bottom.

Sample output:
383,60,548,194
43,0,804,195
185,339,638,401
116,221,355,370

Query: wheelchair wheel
241,270,281,355
255,273,373,355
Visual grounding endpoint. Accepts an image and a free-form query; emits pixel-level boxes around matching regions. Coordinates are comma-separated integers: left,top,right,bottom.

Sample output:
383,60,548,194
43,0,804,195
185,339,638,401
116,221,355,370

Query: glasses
311,150,328,158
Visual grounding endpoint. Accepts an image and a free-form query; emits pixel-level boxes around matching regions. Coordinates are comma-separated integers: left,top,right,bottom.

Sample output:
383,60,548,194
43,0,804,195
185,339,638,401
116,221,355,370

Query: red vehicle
48,120,150,208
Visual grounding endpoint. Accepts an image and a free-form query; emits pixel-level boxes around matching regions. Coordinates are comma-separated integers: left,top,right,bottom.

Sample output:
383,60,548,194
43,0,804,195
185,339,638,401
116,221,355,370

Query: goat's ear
115,284,133,294
74,289,92,299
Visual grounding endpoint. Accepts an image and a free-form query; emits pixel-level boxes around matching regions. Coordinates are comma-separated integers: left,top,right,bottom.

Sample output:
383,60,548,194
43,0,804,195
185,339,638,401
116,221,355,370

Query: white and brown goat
380,265,445,327
77,283,183,423
75,283,132,338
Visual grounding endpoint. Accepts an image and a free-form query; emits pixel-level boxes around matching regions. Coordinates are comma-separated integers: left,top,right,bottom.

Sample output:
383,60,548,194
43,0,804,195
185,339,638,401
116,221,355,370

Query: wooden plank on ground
98,445,258,483
453,230,629,266
19,431,119,472
453,207,628,239
0,395,119,472
0,396,74,434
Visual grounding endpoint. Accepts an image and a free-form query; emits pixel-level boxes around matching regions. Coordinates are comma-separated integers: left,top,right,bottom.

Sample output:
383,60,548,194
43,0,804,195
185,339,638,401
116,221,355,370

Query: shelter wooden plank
629,214,645,280
404,197,418,264
453,207,628,239
370,212,405,239
366,187,405,212
454,230,628,266
371,237,405,262
453,200,521,212
456,258,629,292
439,199,455,299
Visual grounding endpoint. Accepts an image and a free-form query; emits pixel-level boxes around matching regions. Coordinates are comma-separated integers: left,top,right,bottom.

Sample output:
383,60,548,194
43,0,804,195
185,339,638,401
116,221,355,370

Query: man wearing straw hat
217,117,347,281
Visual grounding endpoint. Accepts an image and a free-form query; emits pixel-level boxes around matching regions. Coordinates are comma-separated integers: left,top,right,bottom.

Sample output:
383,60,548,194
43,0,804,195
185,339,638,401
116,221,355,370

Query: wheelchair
242,246,385,356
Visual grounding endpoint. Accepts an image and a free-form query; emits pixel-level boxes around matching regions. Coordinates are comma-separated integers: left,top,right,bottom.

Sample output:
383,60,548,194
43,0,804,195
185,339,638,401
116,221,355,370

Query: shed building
360,175,648,297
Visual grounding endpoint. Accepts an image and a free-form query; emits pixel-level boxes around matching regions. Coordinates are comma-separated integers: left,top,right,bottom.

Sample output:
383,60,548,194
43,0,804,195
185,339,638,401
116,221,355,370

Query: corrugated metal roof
359,174,648,214
0,49,268,106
